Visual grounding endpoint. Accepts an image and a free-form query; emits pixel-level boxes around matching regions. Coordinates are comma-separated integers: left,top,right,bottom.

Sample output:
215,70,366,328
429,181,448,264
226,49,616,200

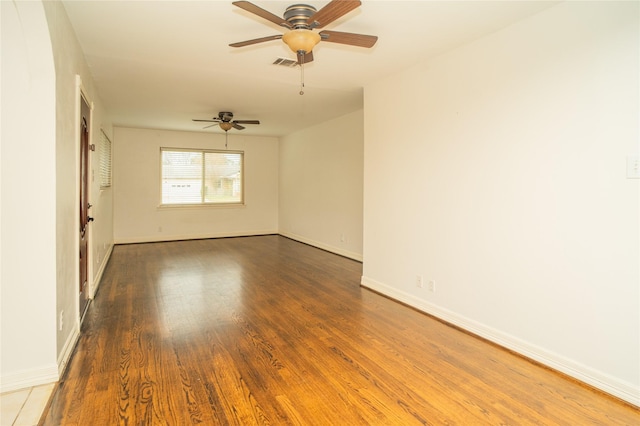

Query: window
160,148,243,206
99,129,112,188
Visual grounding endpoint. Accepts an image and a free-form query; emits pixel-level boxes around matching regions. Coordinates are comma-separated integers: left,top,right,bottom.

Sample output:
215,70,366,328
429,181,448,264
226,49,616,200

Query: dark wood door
79,99,91,317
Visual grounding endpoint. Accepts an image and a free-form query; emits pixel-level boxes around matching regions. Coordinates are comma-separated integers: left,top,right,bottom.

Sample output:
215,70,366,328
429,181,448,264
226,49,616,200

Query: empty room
1,0,639,424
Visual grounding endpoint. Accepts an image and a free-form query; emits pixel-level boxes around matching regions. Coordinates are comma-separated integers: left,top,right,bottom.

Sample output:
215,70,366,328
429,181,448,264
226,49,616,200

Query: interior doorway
79,95,92,317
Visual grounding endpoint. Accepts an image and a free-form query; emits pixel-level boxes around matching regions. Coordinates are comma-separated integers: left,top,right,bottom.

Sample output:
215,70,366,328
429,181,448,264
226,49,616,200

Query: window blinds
99,129,112,188
161,148,243,205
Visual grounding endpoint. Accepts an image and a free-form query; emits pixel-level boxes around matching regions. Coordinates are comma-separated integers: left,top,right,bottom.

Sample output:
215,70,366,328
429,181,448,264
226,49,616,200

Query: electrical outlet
416,276,423,288
428,280,436,292
59,310,64,331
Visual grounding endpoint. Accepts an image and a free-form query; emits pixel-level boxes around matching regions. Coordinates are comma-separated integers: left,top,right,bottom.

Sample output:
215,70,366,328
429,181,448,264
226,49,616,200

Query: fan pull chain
225,131,228,149
299,51,305,95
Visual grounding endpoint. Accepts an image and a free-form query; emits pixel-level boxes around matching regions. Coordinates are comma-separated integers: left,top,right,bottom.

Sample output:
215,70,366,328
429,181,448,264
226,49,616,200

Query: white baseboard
91,243,113,298
0,365,59,394
360,275,640,408
113,231,365,263
56,325,81,378
114,230,278,245
279,231,363,262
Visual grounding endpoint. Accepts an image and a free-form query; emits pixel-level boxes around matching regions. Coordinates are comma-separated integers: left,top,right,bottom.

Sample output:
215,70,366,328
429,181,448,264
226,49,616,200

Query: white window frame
159,147,244,207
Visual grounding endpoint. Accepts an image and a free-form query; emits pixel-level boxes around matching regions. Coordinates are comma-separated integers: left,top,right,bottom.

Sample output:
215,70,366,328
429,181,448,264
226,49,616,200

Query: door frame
76,75,94,325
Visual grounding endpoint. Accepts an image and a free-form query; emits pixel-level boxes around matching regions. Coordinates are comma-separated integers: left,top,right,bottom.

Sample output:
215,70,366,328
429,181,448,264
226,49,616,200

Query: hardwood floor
41,236,639,425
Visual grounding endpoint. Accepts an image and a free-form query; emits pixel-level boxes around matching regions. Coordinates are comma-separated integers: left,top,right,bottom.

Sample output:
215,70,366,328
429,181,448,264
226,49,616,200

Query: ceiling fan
229,0,378,65
192,111,260,132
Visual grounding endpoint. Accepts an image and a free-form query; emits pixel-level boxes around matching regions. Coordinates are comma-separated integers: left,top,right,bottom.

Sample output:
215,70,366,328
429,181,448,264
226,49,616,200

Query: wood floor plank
40,236,639,425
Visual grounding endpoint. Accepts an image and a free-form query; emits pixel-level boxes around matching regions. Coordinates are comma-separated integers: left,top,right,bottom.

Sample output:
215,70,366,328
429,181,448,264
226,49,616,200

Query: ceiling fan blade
233,120,260,125
297,51,314,65
319,30,377,48
203,123,218,129
229,34,283,48
308,0,361,29
232,123,246,130
232,1,291,28
192,119,220,122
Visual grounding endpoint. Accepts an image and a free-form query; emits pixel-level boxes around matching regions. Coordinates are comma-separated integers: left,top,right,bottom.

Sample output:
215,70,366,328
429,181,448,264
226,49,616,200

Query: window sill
157,203,245,211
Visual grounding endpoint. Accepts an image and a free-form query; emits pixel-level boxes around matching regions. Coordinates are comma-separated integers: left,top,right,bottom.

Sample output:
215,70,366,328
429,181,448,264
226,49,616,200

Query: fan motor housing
218,111,233,121
284,4,317,29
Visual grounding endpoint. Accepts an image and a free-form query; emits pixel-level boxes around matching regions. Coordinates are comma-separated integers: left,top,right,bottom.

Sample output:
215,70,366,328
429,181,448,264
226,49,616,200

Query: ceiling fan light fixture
282,29,320,54
219,122,233,131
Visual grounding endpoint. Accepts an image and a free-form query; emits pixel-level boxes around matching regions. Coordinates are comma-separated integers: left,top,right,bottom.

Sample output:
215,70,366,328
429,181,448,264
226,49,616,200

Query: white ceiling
62,0,557,137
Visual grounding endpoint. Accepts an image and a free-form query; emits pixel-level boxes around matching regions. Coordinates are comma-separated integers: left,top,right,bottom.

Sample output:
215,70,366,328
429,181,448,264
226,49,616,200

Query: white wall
362,1,639,405
0,0,114,392
91,130,115,295
279,110,364,260
43,0,114,373
1,0,58,391
113,128,278,243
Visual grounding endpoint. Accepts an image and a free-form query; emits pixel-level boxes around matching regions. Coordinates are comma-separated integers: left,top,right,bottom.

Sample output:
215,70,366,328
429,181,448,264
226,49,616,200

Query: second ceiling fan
192,111,260,131
229,0,378,65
